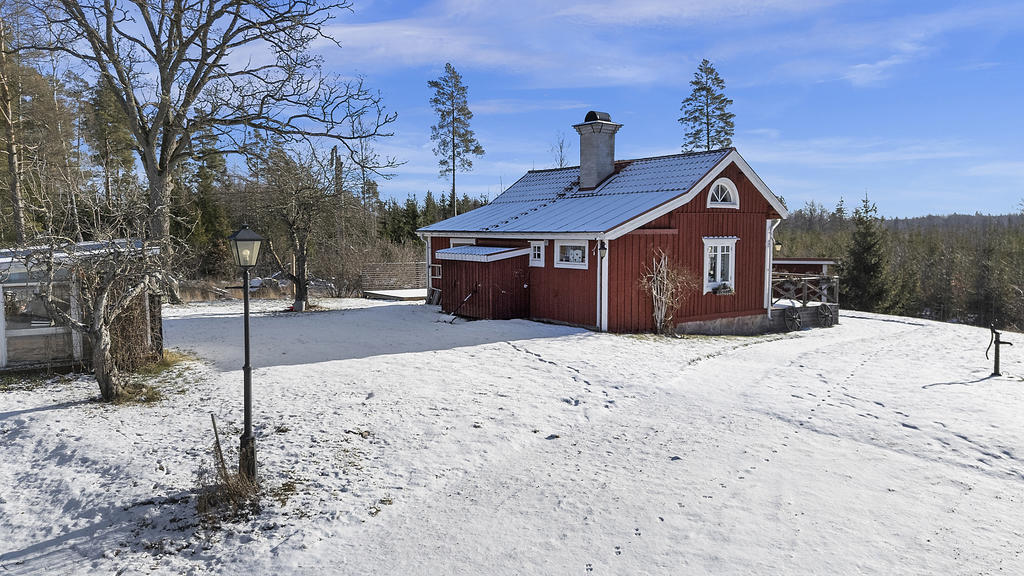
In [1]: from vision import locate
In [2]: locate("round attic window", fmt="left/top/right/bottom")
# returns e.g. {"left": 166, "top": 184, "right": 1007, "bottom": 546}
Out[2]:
{"left": 707, "top": 178, "right": 739, "bottom": 208}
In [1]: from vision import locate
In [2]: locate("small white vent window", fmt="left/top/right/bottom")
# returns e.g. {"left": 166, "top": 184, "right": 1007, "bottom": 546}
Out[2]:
{"left": 707, "top": 178, "right": 739, "bottom": 209}
{"left": 529, "top": 241, "right": 545, "bottom": 267}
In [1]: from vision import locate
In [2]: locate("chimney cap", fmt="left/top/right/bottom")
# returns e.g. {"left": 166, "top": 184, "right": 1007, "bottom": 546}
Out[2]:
{"left": 584, "top": 111, "right": 611, "bottom": 122}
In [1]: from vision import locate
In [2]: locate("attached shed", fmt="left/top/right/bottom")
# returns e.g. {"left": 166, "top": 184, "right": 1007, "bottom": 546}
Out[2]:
{"left": 435, "top": 245, "right": 530, "bottom": 320}
{"left": 0, "top": 241, "right": 162, "bottom": 371}
{"left": 418, "top": 111, "right": 790, "bottom": 334}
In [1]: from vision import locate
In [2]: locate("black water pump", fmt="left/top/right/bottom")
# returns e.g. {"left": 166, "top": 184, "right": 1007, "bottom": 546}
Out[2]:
{"left": 986, "top": 324, "right": 1013, "bottom": 377}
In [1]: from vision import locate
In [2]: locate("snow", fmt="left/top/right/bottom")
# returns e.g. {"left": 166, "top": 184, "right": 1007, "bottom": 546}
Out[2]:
{"left": 2, "top": 299, "right": 1024, "bottom": 574}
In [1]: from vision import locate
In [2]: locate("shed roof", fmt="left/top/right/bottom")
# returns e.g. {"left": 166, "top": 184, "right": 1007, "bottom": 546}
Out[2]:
{"left": 419, "top": 148, "right": 787, "bottom": 239}
{"left": 435, "top": 245, "right": 531, "bottom": 263}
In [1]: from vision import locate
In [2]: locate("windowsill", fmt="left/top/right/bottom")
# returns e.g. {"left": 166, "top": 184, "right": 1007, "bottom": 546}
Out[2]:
{"left": 706, "top": 284, "right": 735, "bottom": 296}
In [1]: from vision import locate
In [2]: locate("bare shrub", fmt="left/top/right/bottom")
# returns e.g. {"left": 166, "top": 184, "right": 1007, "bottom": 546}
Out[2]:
{"left": 639, "top": 248, "right": 700, "bottom": 334}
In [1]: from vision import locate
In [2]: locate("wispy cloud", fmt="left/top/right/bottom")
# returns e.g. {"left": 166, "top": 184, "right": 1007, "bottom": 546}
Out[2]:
{"left": 738, "top": 132, "right": 977, "bottom": 167}
{"left": 471, "top": 99, "right": 590, "bottom": 115}
{"left": 966, "top": 162, "right": 1024, "bottom": 179}
{"left": 717, "top": 2, "right": 1024, "bottom": 86}
{"left": 554, "top": 0, "right": 836, "bottom": 26}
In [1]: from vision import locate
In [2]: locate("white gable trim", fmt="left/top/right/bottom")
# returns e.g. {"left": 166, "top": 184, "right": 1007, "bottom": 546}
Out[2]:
{"left": 603, "top": 149, "right": 789, "bottom": 241}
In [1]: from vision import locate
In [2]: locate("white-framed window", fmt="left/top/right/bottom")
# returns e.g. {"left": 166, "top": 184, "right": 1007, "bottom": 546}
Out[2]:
{"left": 554, "top": 240, "right": 588, "bottom": 270}
{"left": 706, "top": 177, "right": 739, "bottom": 209}
{"left": 529, "top": 241, "right": 545, "bottom": 267}
{"left": 449, "top": 237, "right": 475, "bottom": 247}
{"left": 429, "top": 263, "right": 442, "bottom": 280}
{"left": 703, "top": 237, "right": 738, "bottom": 293}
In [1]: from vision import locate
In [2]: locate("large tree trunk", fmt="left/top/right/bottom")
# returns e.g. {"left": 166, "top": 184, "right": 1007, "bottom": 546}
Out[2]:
{"left": 0, "top": 22, "right": 25, "bottom": 243}
{"left": 92, "top": 325, "right": 124, "bottom": 401}
{"left": 293, "top": 241, "right": 309, "bottom": 311}
{"left": 146, "top": 168, "right": 172, "bottom": 245}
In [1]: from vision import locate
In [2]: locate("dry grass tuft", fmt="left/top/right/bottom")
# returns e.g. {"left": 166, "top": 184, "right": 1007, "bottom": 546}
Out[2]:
{"left": 196, "top": 415, "right": 261, "bottom": 526}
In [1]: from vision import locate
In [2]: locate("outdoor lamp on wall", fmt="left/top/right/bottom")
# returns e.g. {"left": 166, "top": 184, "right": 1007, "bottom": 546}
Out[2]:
{"left": 227, "top": 224, "right": 264, "bottom": 481}
{"left": 774, "top": 241, "right": 783, "bottom": 253}
{"left": 598, "top": 241, "right": 608, "bottom": 259}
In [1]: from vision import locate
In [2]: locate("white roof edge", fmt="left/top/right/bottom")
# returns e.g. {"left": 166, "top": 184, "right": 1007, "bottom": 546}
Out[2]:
{"left": 420, "top": 231, "right": 604, "bottom": 240}
{"left": 604, "top": 149, "right": 788, "bottom": 240}
{"left": 436, "top": 247, "right": 531, "bottom": 263}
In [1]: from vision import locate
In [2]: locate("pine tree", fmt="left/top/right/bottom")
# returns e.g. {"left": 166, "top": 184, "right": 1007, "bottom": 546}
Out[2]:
{"left": 842, "top": 196, "right": 888, "bottom": 311}
{"left": 679, "top": 59, "right": 735, "bottom": 152}
{"left": 422, "top": 190, "right": 441, "bottom": 226}
{"left": 428, "top": 62, "right": 484, "bottom": 217}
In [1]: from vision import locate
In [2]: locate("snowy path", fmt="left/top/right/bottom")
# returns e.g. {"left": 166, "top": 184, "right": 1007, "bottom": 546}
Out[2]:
{"left": 1, "top": 301, "right": 1022, "bottom": 575}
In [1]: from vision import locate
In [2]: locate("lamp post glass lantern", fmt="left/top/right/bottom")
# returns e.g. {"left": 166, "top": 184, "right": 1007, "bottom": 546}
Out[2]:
{"left": 228, "top": 225, "right": 264, "bottom": 480}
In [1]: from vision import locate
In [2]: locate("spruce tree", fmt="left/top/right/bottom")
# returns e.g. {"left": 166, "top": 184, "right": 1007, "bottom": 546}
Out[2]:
{"left": 842, "top": 196, "right": 888, "bottom": 311}
{"left": 679, "top": 59, "right": 735, "bottom": 152}
{"left": 428, "top": 62, "right": 484, "bottom": 217}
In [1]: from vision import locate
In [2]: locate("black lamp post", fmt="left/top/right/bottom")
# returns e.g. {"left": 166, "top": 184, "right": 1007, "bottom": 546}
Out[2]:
{"left": 228, "top": 225, "right": 264, "bottom": 480}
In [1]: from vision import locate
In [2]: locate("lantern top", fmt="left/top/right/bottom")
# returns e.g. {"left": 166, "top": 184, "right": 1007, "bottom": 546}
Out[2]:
{"left": 228, "top": 225, "right": 264, "bottom": 244}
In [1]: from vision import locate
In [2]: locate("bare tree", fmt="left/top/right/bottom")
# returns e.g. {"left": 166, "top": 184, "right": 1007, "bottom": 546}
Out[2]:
{"left": 35, "top": 0, "right": 397, "bottom": 248}
{"left": 246, "top": 141, "right": 338, "bottom": 311}
{"left": 30, "top": 238, "right": 165, "bottom": 400}
{"left": 550, "top": 130, "right": 572, "bottom": 169}
{"left": 640, "top": 249, "right": 699, "bottom": 334}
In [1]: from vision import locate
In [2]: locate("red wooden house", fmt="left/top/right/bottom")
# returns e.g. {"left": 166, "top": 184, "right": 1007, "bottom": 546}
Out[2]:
{"left": 417, "top": 111, "right": 789, "bottom": 334}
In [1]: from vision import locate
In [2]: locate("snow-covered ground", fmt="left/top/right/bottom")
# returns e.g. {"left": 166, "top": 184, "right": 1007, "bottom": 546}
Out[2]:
{"left": 2, "top": 299, "right": 1023, "bottom": 575}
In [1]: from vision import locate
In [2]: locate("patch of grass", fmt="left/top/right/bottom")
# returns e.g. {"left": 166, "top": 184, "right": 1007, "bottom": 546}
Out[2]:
{"left": 0, "top": 372, "right": 55, "bottom": 392}
{"left": 135, "top": 349, "right": 194, "bottom": 376}
{"left": 270, "top": 478, "right": 301, "bottom": 507}
{"left": 118, "top": 349, "right": 200, "bottom": 404}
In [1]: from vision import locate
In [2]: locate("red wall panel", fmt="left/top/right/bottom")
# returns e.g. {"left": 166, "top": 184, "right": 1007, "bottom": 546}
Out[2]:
{"left": 607, "top": 162, "right": 772, "bottom": 332}
{"left": 528, "top": 240, "right": 598, "bottom": 328}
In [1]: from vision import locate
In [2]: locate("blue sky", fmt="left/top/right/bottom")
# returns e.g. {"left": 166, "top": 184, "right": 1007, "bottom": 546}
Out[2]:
{"left": 316, "top": 0, "right": 1024, "bottom": 218}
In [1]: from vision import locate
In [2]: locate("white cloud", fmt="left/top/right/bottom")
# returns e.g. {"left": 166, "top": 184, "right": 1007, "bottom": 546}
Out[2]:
{"left": 966, "top": 162, "right": 1024, "bottom": 179}
{"left": 471, "top": 99, "right": 590, "bottom": 115}
{"left": 554, "top": 0, "right": 836, "bottom": 26}
{"left": 737, "top": 132, "right": 976, "bottom": 167}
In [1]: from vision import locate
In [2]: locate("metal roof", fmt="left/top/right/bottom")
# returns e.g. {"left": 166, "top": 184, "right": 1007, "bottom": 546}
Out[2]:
{"left": 419, "top": 149, "right": 732, "bottom": 236}
{"left": 0, "top": 239, "right": 151, "bottom": 284}
{"left": 435, "top": 245, "right": 531, "bottom": 263}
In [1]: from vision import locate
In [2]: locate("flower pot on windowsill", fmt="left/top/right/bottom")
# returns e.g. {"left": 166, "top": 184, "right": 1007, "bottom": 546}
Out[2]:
{"left": 712, "top": 284, "right": 734, "bottom": 296}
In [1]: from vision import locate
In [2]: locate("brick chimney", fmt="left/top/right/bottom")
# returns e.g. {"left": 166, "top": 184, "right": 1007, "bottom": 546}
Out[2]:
{"left": 573, "top": 111, "right": 622, "bottom": 190}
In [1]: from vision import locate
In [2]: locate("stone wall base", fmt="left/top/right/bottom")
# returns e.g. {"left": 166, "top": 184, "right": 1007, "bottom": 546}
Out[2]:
{"left": 675, "top": 313, "right": 771, "bottom": 336}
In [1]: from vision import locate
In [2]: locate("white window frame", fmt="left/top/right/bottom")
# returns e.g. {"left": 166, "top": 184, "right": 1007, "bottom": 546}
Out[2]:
{"left": 554, "top": 240, "right": 589, "bottom": 270}
{"left": 706, "top": 177, "right": 739, "bottom": 209}
{"left": 449, "top": 237, "right": 475, "bottom": 247}
{"left": 703, "top": 237, "right": 738, "bottom": 293}
{"left": 429, "top": 263, "right": 442, "bottom": 280}
{"left": 529, "top": 241, "right": 546, "bottom": 267}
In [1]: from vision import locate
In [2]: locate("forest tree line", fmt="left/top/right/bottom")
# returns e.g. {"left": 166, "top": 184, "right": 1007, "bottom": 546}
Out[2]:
{"left": 777, "top": 197, "right": 1024, "bottom": 330}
